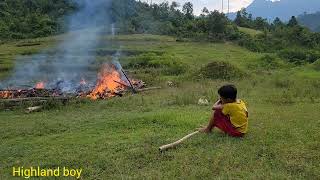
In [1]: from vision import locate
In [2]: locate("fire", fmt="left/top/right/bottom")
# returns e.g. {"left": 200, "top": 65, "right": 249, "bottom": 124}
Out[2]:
{"left": 35, "top": 81, "right": 45, "bottom": 89}
{"left": 0, "top": 62, "right": 145, "bottom": 100}
{"left": 88, "top": 63, "right": 126, "bottom": 100}
{"left": 0, "top": 90, "right": 12, "bottom": 99}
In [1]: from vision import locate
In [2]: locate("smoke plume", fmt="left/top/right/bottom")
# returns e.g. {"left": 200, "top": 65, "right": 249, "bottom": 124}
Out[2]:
{"left": 0, "top": 0, "right": 117, "bottom": 92}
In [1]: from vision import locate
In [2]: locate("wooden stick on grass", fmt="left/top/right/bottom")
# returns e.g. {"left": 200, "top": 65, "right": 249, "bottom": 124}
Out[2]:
{"left": 26, "top": 106, "right": 43, "bottom": 113}
{"left": 159, "top": 131, "right": 200, "bottom": 152}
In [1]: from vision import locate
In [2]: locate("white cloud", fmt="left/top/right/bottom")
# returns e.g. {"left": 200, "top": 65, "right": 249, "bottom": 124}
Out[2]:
{"left": 142, "top": 0, "right": 254, "bottom": 15}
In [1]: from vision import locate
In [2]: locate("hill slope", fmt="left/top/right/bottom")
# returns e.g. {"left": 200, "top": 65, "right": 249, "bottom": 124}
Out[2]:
{"left": 230, "top": 0, "right": 320, "bottom": 21}
{"left": 298, "top": 12, "right": 320, "bottom": 32}
{"left": 1, "top": 34, "right": 320, "bottom": 179}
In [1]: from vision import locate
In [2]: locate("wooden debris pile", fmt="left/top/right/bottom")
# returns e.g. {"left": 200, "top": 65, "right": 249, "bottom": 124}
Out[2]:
{"left": 0, "top": 63, "right": 161, "bottom": 110}
{"left": 0, "top": 89, "right": 62, "bottom": 99}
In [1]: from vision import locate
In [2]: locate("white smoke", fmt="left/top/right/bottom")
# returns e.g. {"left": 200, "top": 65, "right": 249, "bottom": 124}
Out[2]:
{"left": 0, "top": 0, "right": 118, "bottom": 92}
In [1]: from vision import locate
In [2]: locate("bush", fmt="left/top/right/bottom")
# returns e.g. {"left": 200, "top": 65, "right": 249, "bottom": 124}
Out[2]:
{"left": 125, "top": 53, "right": 157, "bottom": 69}
{"left": 278, "top": 49, "right": 306, "bottom": 64}
{"left": 237, "top": 33, "right": 278, "bottom": 52}
{"left": 199, "top": 61, "right": 245, "bottom": 80}
{"left": 307, "top": 50, "right": 320, "bottom": 63}
{"left": 278, "top": 49, "right": 320, "bottom": 64}
{"left": 312, "top": 59, "right": 320, "bottom": 71}
{"left": 238, "top": 34, "right": 262, "bottom": 52}
{"left": 258, "top": 54, "right": 285, "bottom": 70}
{"left": 225, "top": 25, "right": 242, "bottom": 41}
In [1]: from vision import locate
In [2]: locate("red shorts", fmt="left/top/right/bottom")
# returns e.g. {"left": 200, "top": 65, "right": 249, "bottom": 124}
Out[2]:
{"left": 213, "top": 110, "right": 244, "bottom": 137}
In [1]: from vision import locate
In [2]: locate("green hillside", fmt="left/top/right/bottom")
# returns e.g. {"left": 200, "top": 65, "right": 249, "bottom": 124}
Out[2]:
{"left": 238, "top": 27, "right": 262, "bottom": 36}
{"left": 1, "top": 1, "right": 320, "bottom": 179}
{"left": 1, "top": 34, "right": 319, "bottom": 179}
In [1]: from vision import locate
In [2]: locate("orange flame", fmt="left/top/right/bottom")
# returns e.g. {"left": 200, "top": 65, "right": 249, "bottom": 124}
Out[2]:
{"left": 35, "top": 81, "right": 45, "bottom": 89}
{"left": 88, "top": 64, "right": 126, "bottom": 100}
{"left": 0, "top": 90, "right": 12, "bottom": 99}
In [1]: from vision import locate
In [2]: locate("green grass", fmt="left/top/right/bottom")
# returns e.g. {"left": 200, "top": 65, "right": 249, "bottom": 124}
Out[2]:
{"left": 0, "top": 34, "right": 319, "bottom": 179}
{"left": 238, "top": 27, "right": 262, "bottom": 36}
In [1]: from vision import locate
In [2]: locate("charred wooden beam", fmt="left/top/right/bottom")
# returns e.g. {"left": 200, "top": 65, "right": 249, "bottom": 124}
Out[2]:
{"left": 121, "top": 69, "right": 137, "bottom": 94}
{"left": 0, "top": 96, "right": 73, "bottom": 103}
{"left": 113, "top": 80, "right": 131, "bottom": 88}
{"left": 136, "top": 87, "right": 161, "bottom": 92}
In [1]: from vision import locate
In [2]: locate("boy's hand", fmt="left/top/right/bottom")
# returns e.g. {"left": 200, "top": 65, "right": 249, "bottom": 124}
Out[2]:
{"left": 212, "top": 104, "right": 223, "bottom": 111}
{"left": 197, "top": 126, "right": 211, "bottom": 134}
{"left": 212, "top": 99, "right": 223, "bottom": 110}
{"left": 214, "top": 99, "right": 222, "bottom": 105}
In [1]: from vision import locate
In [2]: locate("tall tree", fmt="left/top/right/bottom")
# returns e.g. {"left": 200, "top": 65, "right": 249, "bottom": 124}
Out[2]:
{"left": 182, "top": 2, "right": 193, "bottom": 20}
{"left": 170, "top": 1, "right": 179, "bottom": 11}
{"left": 273, "top": 17, "right": 283, "bottom": 27}
{"left": 207, "top": 11, "right": 228, "bottom": 40}
{"left": 288, "top": 16, "right": 298, "bottom": 27}
{"left": 201, "top": 7, "right": 209, "bottom": 15}
{"left": 234, "top": 11, "right": 242, "bottom": 26}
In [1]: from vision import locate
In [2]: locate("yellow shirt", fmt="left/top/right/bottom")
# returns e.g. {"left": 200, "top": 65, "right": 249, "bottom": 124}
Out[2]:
{"left": 222, "top": 99, "right": 248, "bottom": 134}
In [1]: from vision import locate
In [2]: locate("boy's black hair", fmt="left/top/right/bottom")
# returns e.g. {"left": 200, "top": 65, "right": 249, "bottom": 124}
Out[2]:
{"left": 218, "top": 84, "right": 237, "bottom": 100}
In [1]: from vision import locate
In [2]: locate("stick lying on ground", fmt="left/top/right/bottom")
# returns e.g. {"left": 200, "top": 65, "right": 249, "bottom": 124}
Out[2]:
{"left": 26, "top": 106, "right": 43, "bottom": 113}
{"left": 159, "top": 131, "right": 200, "bottom": 152}
{"left": 136, "top": 87, "right": 161, "bottom": 92}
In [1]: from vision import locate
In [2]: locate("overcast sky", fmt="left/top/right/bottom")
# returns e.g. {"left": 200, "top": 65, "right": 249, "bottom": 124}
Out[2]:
{"left": 142, "top": 0, "right": 254, "bottom": 15}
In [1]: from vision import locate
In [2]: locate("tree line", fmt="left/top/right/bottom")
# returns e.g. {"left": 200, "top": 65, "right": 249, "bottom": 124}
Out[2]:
{"left": 0, "top": 0, "right": 319, "bottom": 65}
{"left": 0, "top": 0, "right": 76, "bottom": 39}
{"left": 0, "top": 0, "right": 239, "bottom": 41}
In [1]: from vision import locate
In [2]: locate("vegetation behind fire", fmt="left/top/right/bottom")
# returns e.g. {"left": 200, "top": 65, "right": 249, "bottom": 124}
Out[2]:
{"left": 1, "top": 0, "right": 320, "bottom": 66}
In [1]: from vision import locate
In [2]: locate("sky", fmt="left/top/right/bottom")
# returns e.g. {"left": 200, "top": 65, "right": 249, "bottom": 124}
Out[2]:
{"left": 142, "top": 0, "right": 255, "bottom": 15}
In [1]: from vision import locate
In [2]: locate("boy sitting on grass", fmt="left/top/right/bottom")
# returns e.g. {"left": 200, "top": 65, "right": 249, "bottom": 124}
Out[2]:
{"left": 199, "top": 84, "right": 248, "bottom": 137}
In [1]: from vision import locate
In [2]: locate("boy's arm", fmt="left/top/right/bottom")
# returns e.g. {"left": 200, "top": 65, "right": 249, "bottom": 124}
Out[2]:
{"left": 212, "top": 99, "right": 223, "bottom": 110}
{"left": 199, "top": 100, "right": 224, "bottom": 133}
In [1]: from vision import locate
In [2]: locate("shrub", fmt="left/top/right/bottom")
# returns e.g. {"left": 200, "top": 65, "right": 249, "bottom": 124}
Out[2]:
{"left": 278, "top": 49, "right": 306, "bottom": 64}
{"left": 161, "top": 61, "right": 187, "bottom": 75}
{"left": 237, "top": 32, "right": 277, "bottom": 53}
{"left": 312, "top": 59, "right": 320, "bottom": 71}
{"left": 238, "top": 34, "right": 262, "bottom": 52}
{"left": 278, "top": 49, "right": 320, "bottom": 64}
{"left": 225, "top": 25, "right": 242, "bottom": 41}
{"left": 258, "top": 54, "right": 285, "bottom": 70}
{"left": 307, "top": 50, "right": 320, "bottom": 63}
{"left": 199, "top": 61, "right": 245, "bottom": 80}
{"left": 125, "top": 53, "right": 157, "bottom": 69}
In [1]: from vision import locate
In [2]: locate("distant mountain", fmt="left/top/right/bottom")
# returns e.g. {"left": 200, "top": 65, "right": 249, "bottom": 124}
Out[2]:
{"left": 298, "top": 12, "right": 320, "bottom": 32}
{"left": 229, "top": 0, "right": 320, "bottom": 21}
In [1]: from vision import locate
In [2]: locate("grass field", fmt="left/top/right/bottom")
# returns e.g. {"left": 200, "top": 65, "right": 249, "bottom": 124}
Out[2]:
{"left": 0, "top": 34, "right": 319, "bottom": 179}
{"left": 238, "top": 27, "right": 262, "bottom": 36}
